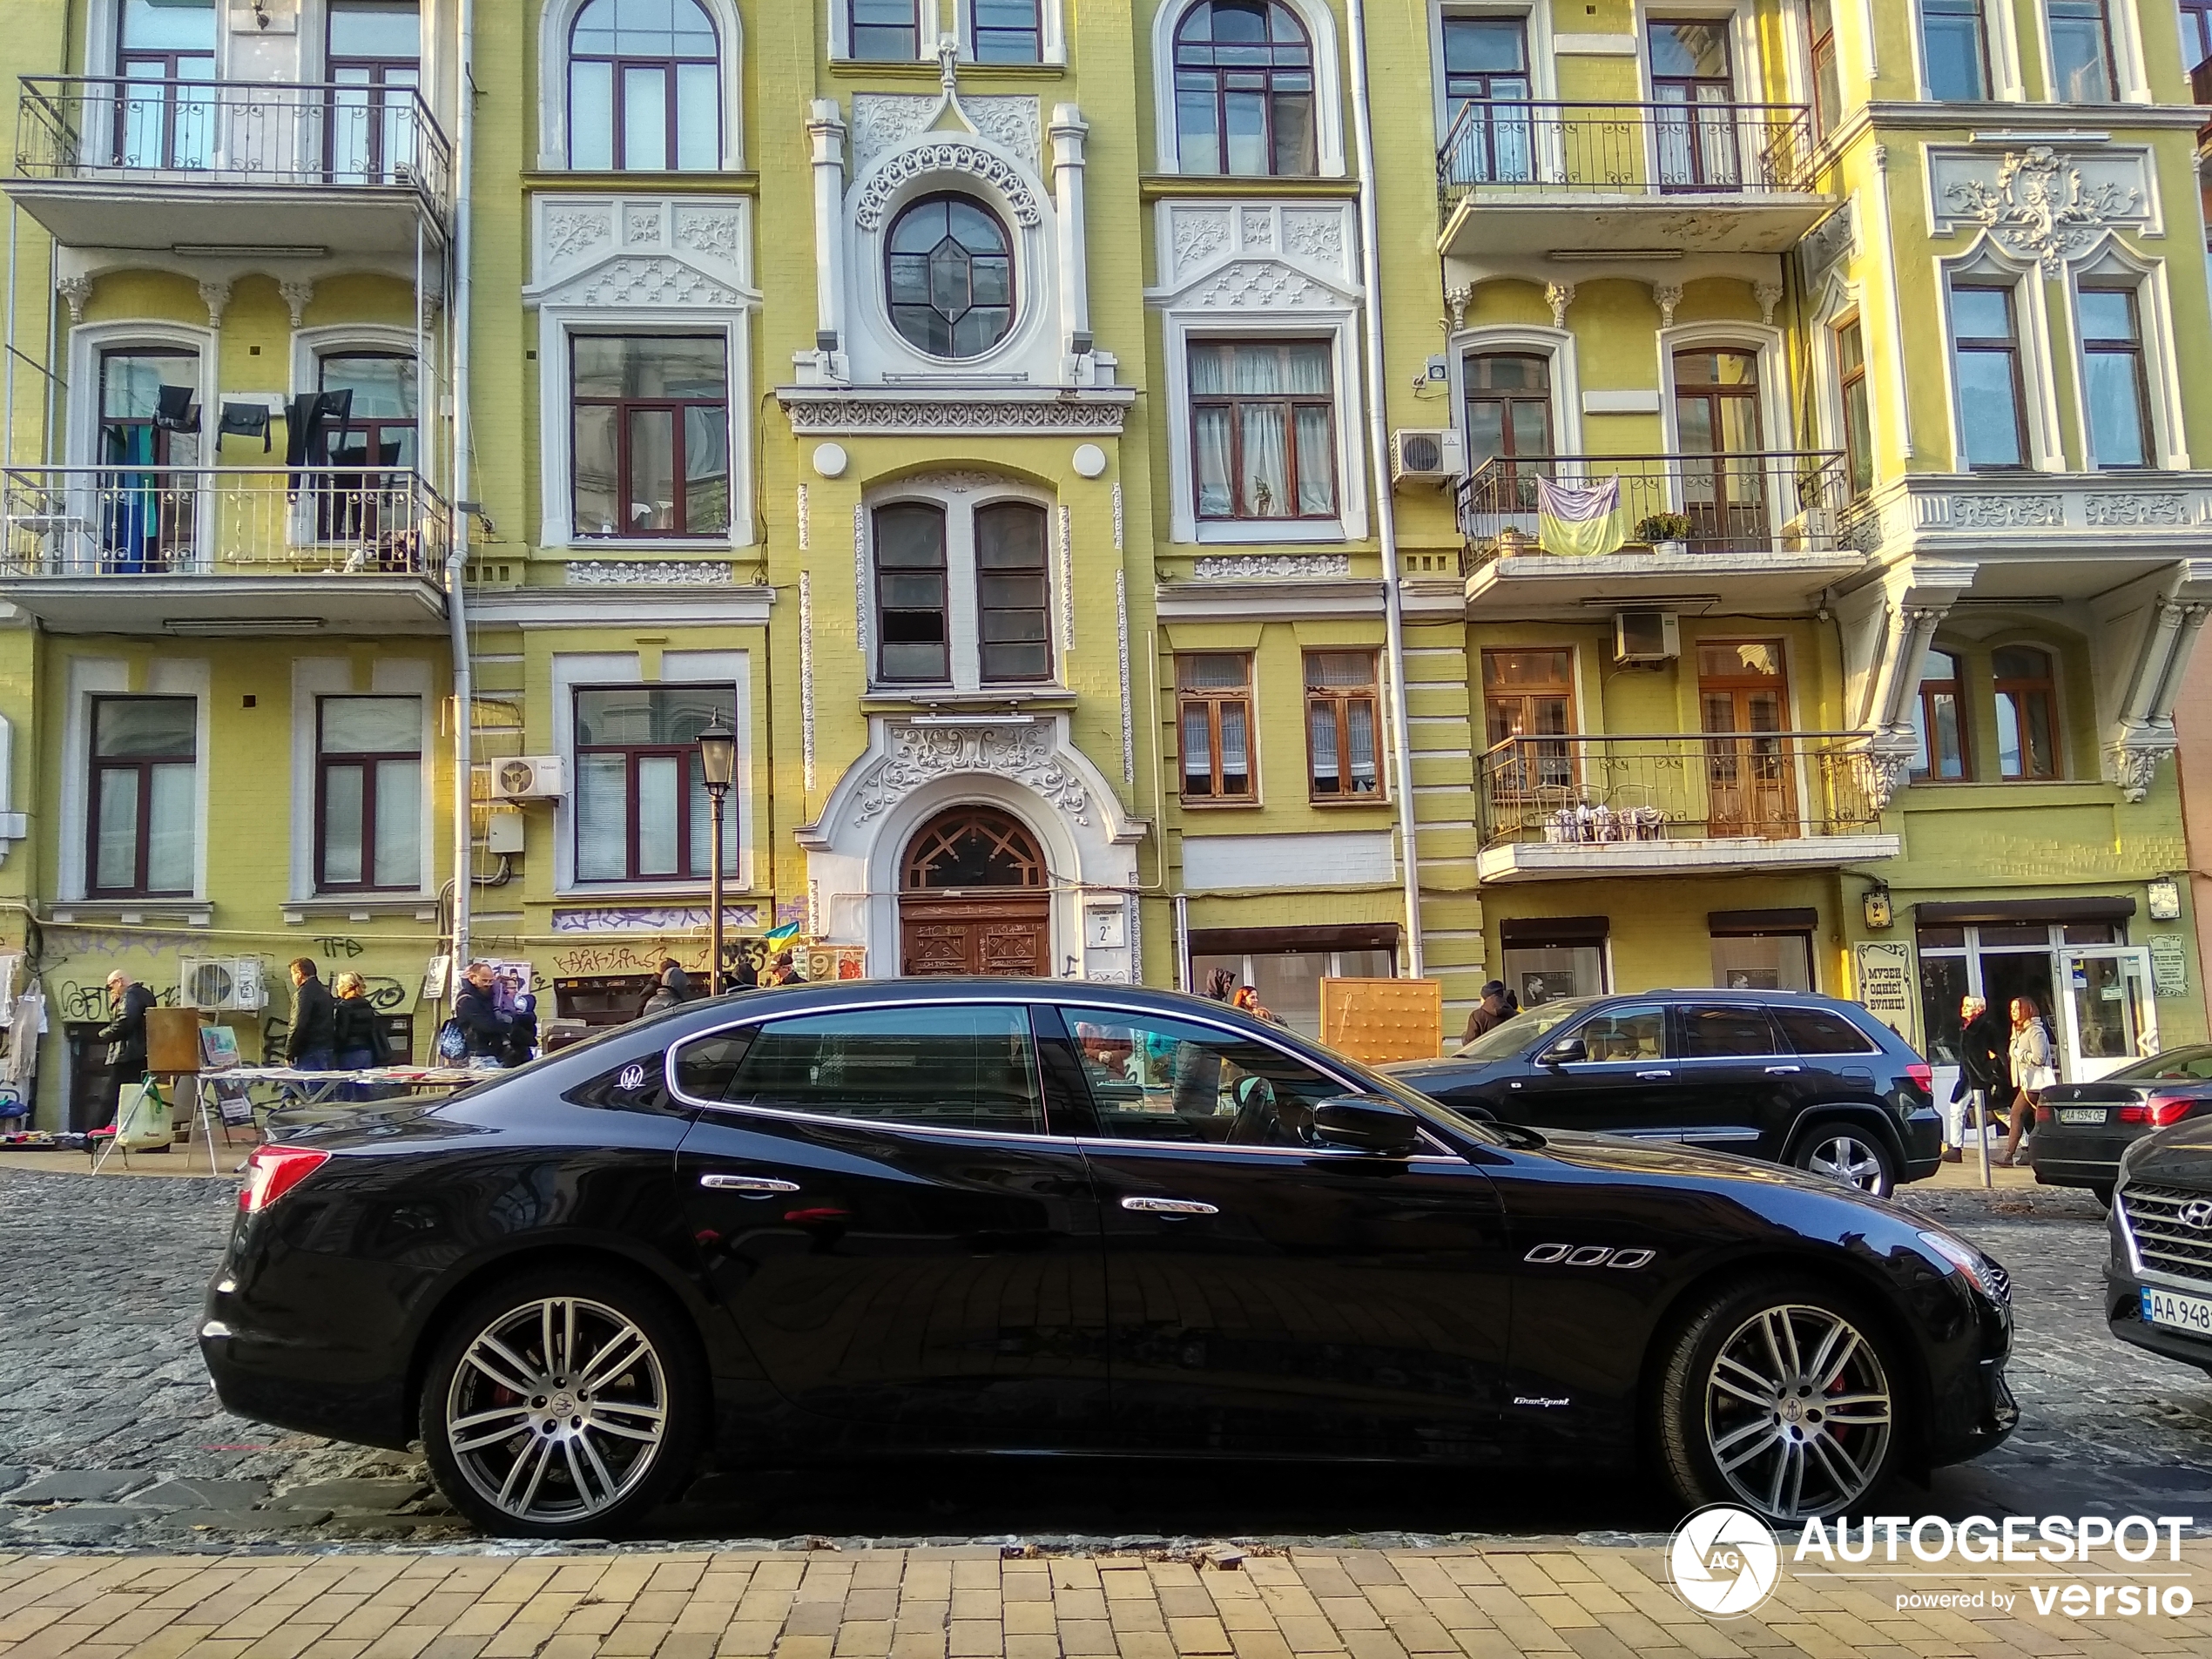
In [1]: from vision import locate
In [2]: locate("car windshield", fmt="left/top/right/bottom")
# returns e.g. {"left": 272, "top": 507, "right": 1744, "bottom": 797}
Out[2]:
{"left": 2101, "top": 1045, "right": 2212, "bottom": 1083}
{"left": 1449, "top": 998, "right": 1592, "bottom": 1061}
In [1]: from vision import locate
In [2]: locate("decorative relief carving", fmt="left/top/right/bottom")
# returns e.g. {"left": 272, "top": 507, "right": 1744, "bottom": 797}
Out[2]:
{"left": 1190, "top": 553, "right": 1353, "bottom": 579}
{"left": 530, "top": 197, "right": 752, "bottom": 309}
{"left": 1282, "top": 210, "right": 1343, "bottom": 263}
{"left": 1172, "top": 212, "right": 1231, "bottom": 274}
{"left": 55, "top": 274, "right": 90, "bottom": 325}
{"left": 1797, "top": 199, "right": 1857, "bottom": 282}
{"left": 1116, "top": 568, "right": 1134, "bottom": 787}
{"left": 853, "top": 723, "right": 1090, "bottom": 826}
{"left": 1160, "top": 200, "right": 1353, "bottom": 289}
{"left": 565, "top": 560, "right": 732, "bottom": 586}
{"left": 853, "top": 504, "right": 869, "bottom": 665}
{"left": 1190, "top": 260, "right": 1326, "bottom": 310}
{"left": 546, "top": 208, "right": 612, "bottom": 260}
{"left": 2108, "top": 741, "right": 2168, "bottom": 804}
{"left": 1651, "top": 283, "right": 1681, "bottom": 328}
{"left": 1851, "top": 749, "right": 1912, "bottom": 812}
{"left": 1754, "top": 280, "right": 1782, "bottom": 327}
{"left": 1935, "top": 145, "right": 2148, "bottom": 276}
{"left": 897, "top": 469, "right": 1008, "bottom": 493}
{"left": 783, "top": 395, "right": 1130, "bottom": 435}
{"left": 1240, "top": 207, "right": 1275, "bottom": 250}
{"left": 1947, "top": 494, "right": 2064, "bottom": 529}
{"left": 2085, "top": 494, "right": 2190, "bottom": 528}
{"left": 624, "top": 206, "right": 664, "bottom": 245}
{"left": 673, "top": 208, "right": 742, "bottom": 258}
{"left": 1111, "top": 482, "right": 1124, "bottom": 551}
{"left": 1546, "top": 281, "right": 1576, "bottom": 328}
{"left": 848, "top": 93, "right": 1042, "bottom": 172}
{"left": 1444, "top": 284, "right": 1471, "bottom": 333}
{"left": 1057, "top": 503, "right": 1076, "bottom": 653}
{"left": 853, "top": 141, "right": 1042, "bottom": 230}
{"left": 572, "top": 258, "right": 742, "bottom": 307}
{"left": 197, "top": 280, "right": 232, "bottom": 327}
{"left": 799, "top": 570, "right": 816, "bottom": 793}
{"left": 278, "top": 279, "right": 315, "bottom": 327}
{"left": 796, "top": 482, "right": 809, "bottom": 551}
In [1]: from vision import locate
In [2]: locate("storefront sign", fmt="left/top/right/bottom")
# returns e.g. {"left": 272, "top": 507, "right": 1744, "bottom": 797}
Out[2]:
{"left": 1853, "top": 941, "right": 1917, "bottom": 1043}
{"left": 2149, "top": 934, "right": 2189, "bottom": 999}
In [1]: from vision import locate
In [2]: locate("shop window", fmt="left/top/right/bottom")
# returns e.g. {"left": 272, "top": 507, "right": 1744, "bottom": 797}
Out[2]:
{"left": 1177, "top": 653, "right": 1255, "bottom": 802}
{"left": 2047, "top": 0, "right": 2116, "bottom": 99}
{"left": 88, "top": 695, "right": 196, "bottom": 898}
{"left": 1921, "top": 0, "right": 1990, "bottom": 99}
{"left": 573, "top": 684, "right": 739, "bottom": 883}
{"left": 568, "top": 0, "right": 719, "bottom": 171}
{"left": 1909, "top": 647, "right": 1970, "bottom": 781}
{"left": 570, "top": 335, "right": 730, "bottom": 537}
{"left": 971, "top": 0, "right": 1042, "bottom": 62}
{"left": 1190, "top": 339, "right": 1338, "bottom": 522}
{"left": 1835, "top": 314, "right": 1872, "bottom": 497}
{"left": 1173, "top": 0, "right": 1318, "bottom": 177}
{"left": 2078, "top": 286, "right": 2152, "bottom": 469}
{"left": 316, "top": 695, "right": 421, "bottom": 893}
{"left": 1993, "top": 644, "right": 2060, "bottom": 779}
{"left": 1710, "top": 932, "right": 1811, "bottom": 992}
{"left": 1498, "top": 916, "right": 1608, "bottom": 1006}
{"left": 1187, "top": 935, "right": 1395, "bottom": 1041}
{"left": 1304, "top": 651, "right": 1379, "bottom": 801}
{"left": 1948, "top": 282, "right": 2029, "bottom": 469}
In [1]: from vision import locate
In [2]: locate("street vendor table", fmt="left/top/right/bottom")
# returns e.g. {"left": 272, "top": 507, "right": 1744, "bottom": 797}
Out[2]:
{"left": 208, "top": 1064, "right": 486, "bottom": 1132}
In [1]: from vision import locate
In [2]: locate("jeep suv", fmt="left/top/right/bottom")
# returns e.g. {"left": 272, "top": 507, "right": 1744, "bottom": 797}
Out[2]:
{"left": 1386, "top": 990, "right": 1941, "bottom": 1197}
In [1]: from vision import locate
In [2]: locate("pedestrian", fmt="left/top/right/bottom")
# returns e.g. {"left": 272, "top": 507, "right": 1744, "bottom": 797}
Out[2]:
{"left": 762, "top": 950, "right": 801, "bottom": 987}
{"left": 1202, "top": 968, "right": 1236, "bottom": 1002}
{"left": 286, "top": 959, "right": 336, "bottom": 1072}
{"left": 330, "top": 972, "right": 390, "bottom": 1099}
{"left": 1997, "top": 995, "right": 2058, "bottom": 1166}
{"left": 502, "top": 994, "right": 540, "bottom": 1069}
{"left": 1231, "top": 984, "right": 1280, "bottom": 1024}
{"left": 638, "top": 959, "right": 691, "bottom": 1018}
{"left": 1948, "top": 994, "right": 2006, "bottom": 1161}
{"left": 1462, "top": 980, "right": 1510, "bottom": 1044}
{"left": 96, "top": 969, "right": 156, "bottom": 1130}
{"left": 727, "top": 948, "right": 759, "bottom": 989}
{"left": 453, "top": 960, "right": 515, "bottom": 1069}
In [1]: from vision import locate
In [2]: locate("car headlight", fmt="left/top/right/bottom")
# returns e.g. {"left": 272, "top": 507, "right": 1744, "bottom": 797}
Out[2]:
{"left": 1919, "top": 1228, "right": 2005, "bottom": 1300}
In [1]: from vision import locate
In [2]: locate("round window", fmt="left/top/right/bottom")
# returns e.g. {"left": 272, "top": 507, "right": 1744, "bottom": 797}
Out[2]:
{"left": 885, "top": 194, "right": 1015, "bottom": 359}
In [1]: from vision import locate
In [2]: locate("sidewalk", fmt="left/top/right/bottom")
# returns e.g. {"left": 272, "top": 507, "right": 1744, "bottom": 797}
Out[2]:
{"left": 2, "top": 1541, "right": 2207, "bottom": 1659}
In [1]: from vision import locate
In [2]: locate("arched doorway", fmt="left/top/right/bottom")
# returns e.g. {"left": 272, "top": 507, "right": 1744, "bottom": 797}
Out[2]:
{"left": 899, "top": 806, "right": 1051, "bottom": 976}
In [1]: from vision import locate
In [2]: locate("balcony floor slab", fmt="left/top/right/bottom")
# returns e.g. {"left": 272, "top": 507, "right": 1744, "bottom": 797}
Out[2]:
{"left": 1439, "top": 192, "right": 1836, "bottom": 260}
{"left": 1465, "top": 546, "right": 1868, "bottom": 618}
{"left": 1475, "top": 833, "right": 1901, "bottom": 883}
{"left": 6, "top": 179, "right": 440, "bottom": 257}
{"left": 0, "top": 572, "right": 448, "bottom": 634}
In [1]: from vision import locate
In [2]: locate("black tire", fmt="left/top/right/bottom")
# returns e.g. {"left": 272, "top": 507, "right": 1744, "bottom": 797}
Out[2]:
{"left": 1656, "top": 1273, "right": 1905, "bottom": 1524}
{"left": 1793, "top": 1120, "right": 1898, "bottom": 1198}
{"left": 419, "top": 1263, "right": 706, "bottom": 1539}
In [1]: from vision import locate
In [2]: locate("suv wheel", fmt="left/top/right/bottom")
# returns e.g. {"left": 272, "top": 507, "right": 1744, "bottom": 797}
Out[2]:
{"left": 1796, "top": 1124, "right": 1897, "bottom": 1197}
{"left": 420, "top": 1264, "right": 705, "bottom": 1539}
{"left": 1656, "top": 1275, "right": 1902, "bottom": 1523}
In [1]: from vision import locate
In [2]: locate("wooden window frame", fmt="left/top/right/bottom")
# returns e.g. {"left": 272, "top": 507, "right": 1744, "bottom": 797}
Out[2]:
{"left": 1303, "top": 650, "right": 1382, "bottom": 804}
{"left": 873, "top": 501, "right": 951, "bottom": 685}
{"left": 2046, "top": 0, "right": 2118, "bottom": 101}
{"left": 1177, "top": 652, "right": 1258, "bottom": 805}
{"left": 969, "top": 0, "right": 1042, "bottom": 64}
{"left": 314, "top": 696, "right": 422, "bottom": 894}
{"left": 1835, "top": 314, "right": 1872, "bottom": 498}
{"left": 1172, "top": 0, "right": 1318, "bottom": 178}
{"left": 1949, "top": 281, "right": 2032, "bottom": 471}
{"left": 2078, "top": 283, "right": 2154, "bottom": 470}
{"left": 1480, "top": 647, "right": 1578, "bottom": 800}
{"left": 1911, "top": 650, "right": 1972, "bottom": 782}
{"left": 1993, "top": 646, "right": 2061, "bottom": 781}
{"left": 86, "top": 694, "right": 197, "bottom": 900}
{"left": 1189, "top": 338, "right": 1339, "bottom": 523}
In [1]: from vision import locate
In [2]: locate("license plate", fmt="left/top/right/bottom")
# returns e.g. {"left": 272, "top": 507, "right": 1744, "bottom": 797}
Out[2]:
{"left": 2056, "top": 1107, "right": 2108, "bottom": 1125}
{"left": 2142, "top": 1286, "right": 2212, "bottom": 1336}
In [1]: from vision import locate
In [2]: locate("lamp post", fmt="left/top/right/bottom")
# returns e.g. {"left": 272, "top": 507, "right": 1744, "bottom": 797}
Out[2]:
{"left": 697, "top": 720, "right": 737, "bottom": 995}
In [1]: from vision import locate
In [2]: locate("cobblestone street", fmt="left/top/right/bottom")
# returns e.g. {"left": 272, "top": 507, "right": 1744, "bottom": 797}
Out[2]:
{"left": 4, "top": 1168, "right": 2212, "bottom": 1550}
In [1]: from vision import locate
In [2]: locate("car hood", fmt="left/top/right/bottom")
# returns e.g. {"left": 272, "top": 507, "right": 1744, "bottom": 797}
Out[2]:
{"left": 2127, "top": 1114, "right": 2212, "bottom": 1185}
{"left": 1387, "top": 1055, "right": 1512, "bottom": 1087}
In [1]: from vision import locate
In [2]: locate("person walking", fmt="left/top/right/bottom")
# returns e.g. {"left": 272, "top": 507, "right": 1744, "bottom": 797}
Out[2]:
{"left": 1231, "top": 984, "right": 1280, "bottom": 1025}
{"left": 639, "top": 960, "right": 691, "bottom": 1017}
{"left": 286, "top": 959, "right": 337, "bottom": 1072}
{"left": 96, "top": 969, "right": 157, "bottom": 1131}
{"left": 1202, "top": 968, "right": 1236, "bottom": 1002}
{"left": 453, "top": 961, "right": 516, "bottom": 1068}
{"left": 1949, "top": 994, "right": 2006, "bottom": 1162}
{"left": 1997, "top": 995, "right": 2057, "bottom": 1166}
{"left": 762, "top": 951, "right": 802, "bottom": 987}
{"left": 1462, "top": 981, "right": 1510, "bottom": 1044}
{"left": 332, "top": 972, "right": 391, "bottom": 1100}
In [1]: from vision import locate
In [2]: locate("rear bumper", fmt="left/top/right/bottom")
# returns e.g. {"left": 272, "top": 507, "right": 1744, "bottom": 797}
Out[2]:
{"left": 1900, "top": 1108, "right": 1944, "bottom": 1184}
{"left": 2031, "top": 1129, "right": 2141, "bottom": 1188}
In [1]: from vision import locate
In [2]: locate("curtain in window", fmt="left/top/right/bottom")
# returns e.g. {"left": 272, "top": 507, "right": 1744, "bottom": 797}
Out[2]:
{"left": 373, "top": 758, "right": 419, "bottom": 887}
{"left": 636, "top": 753, "right": 680, "bottom": 877}
{"left": 1308, "top": 705, "right": 1339, "bottom": 786}
{"left": 1182, "top": 708, "right": 1212, "bottom": 782}
{"left": 1218, "top": 702, "right": 1250, "bottom": 786}
{"left": 576, "top": 752, "right": 629, "bottom": 880}
{"left": 1347, "top": 702, "right": 1376, "bottom": 791}
{"left": 145, "top": 764, "right": 194, "bottom": 892}
{"left": 95, "top": 772, "right": 139, "bottom": 893}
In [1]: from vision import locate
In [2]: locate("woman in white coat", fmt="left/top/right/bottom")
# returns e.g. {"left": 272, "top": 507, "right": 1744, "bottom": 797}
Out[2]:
{"left": 1997, "top": 995, "right": 2057, "bottom": 1166}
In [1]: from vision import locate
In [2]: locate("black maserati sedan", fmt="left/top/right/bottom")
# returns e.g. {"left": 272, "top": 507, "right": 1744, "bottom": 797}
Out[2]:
{"left": 2107, "top": 1114, "right": 2212, "bottom": 1378}
{"left": 200, "top": 980, "right": 2015, "bottom": 1538}
{"left": 2033, "top": 1045, "right": 2212, "bottom": 1206}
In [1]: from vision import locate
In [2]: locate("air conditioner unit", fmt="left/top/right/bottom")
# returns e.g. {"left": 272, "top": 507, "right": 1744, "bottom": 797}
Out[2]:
{"left": 491, "top": 756, "right": 566, "bottom": 801}
{"left": 180, "top": 955, "right": 266, "bottom": 1013}
{"left": 1614, "top": 609, "right": 1681, "bottom": 664}
{"left": 1390, "top": 427, "right": 1466, "bottom": 488}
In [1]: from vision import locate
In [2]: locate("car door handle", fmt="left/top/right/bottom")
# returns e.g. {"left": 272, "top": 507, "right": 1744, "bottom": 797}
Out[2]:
{"left": 699, "top": 1174, "right": 801, "bottom": 1196}
{"left": 1636, "top": 1069, "right": 1673, "bottom": 1081}
{"left": 1764, "top": 1065, "right": 1803, "bottom": 1076}
{"left": 1119, "top": 1196, "right": 1219, "bottom": 1217}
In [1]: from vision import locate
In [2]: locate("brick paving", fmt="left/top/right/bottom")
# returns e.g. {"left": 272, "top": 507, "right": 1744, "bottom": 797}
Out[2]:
{"left": 3, "top": 1541, "right": 2210, "bottom": 1659}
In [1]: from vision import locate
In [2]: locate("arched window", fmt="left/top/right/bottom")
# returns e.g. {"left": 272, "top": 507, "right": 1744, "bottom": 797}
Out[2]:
{"left": 1993, "top": 645, "right": 2059, "bottom": 779}
{"left": 871, "top": 489, "right": 1053, "bottom": 688}
{"left": 1173, "top": 0, "right": 1317, "bottom": 177}
{"left": 569, "top": 0, "right": 718, "bottom": 172}
{"left": 886, "top": 195, "right": 1014, "bottom": 360}
{"left": 1464, "top": 352, "right": 1552, "bottom": 506}
{"left": 904, "top": 807, "right": 1046, "bottom": 890}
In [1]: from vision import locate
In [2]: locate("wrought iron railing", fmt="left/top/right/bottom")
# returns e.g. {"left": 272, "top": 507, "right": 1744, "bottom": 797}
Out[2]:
{"left": 1455, "top": 450, "right": 1851, "bottom": 573}
{"left": 1478, "top": 732, "right": 1889, "bottom": 849}
{"left": 0, "top": 466, "right": 448, "bottom": 577}
{"left": 1438, "top": 98, "right": 1818, "bottom": 209}
{"left": 15, "top": 77, "right": 451, "bottom": 221}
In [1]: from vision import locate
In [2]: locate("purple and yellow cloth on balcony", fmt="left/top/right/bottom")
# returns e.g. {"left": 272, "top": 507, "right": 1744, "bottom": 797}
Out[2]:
{"left": 1534, "top": 475, "right": 1623, "bottom": 557}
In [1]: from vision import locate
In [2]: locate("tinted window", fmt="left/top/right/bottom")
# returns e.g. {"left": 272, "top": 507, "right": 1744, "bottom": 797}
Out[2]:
{"left": 1453, "top": 998, "right": 1586, "bottom": 1061}
{"left": 1566, "top": 1005, "right": 1666, "bottom": 1062}
{"left": 2107, "top": 1046, "right": 2212, "bottom": 1082}
{"left": 690, "top": 1006, "right": 1043, "bottom": 1134}
{"left": 1679, "top": 1004, "right": 1782, "bottom": 1058}
{"left": 1062, "top": 1006, "right": 1345, "bottom": 1145}
{"left": 1773, "top": 1004, "right": 1879, "bottom": 1056}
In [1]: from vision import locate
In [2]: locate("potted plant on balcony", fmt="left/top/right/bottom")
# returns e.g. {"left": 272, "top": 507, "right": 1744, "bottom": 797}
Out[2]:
{"left": 1633, "top": 512, "right": 1692, "bottom": 556}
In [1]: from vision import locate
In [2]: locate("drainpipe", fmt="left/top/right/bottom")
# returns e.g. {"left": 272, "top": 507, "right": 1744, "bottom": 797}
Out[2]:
{"left": 1345, "top": 0, "right": 1425, "bottom": 980}
{"left": 444, "top": 0, "right": 476, "bottom": 974}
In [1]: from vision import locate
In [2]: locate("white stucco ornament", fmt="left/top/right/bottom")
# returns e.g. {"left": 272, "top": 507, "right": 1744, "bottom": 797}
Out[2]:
{"left": 1072, "top": 443, "right": 1107, "bottom": 479}
{"left": 813, "top": 442, "right": 849, "bottom": 479}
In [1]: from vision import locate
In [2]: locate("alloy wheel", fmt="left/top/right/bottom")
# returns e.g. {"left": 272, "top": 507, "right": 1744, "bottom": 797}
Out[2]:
{"left": 442, "top": 1295, "right": 669, "bottom": 1527}
{"left": 1805, "top": 1134, "right": 1886, "bottom": 1193}
{"left": 1703, "top": 1303, "right": 1892, "bottom": 1521}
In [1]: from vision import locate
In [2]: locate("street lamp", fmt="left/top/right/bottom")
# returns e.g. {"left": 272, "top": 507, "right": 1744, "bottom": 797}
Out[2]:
{"left": 697, "top": 720, "right": 737, "bottom": 995}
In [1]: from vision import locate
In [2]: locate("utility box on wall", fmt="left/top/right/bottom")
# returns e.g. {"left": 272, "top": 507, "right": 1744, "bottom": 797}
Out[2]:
{"left": 1320, "top": 978, "right": 1444, "bottom": 1065}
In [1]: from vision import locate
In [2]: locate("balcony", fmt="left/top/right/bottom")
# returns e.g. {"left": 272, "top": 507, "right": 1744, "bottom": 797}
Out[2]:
{"left": 1435, "top": 100, "right": 1833, "bottom": 259}
{"left": 1455, "top": 451, "right": 1868, "bottom": 617}
{"left": 10, "top": 77, "right": 451, "bottom": 254}
{"left": 0, "top": 466, "right": 449, "bottom": 634}
{"left": 1474, "top": 732, "right": 1901, "bottom": 883}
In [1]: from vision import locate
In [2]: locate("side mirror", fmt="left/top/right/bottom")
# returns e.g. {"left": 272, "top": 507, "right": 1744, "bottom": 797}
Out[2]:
{"left": 1541, "top": 1038, "right": 1586, "bottom": 1067}
{"left": 1311, "top": 1094, "right": 1423, "bottom": 1157}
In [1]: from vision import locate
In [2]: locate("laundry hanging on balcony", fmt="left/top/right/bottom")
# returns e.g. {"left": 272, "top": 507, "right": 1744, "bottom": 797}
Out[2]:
{"left": 1534, "top": 475, "right": 1624, "bottom": 557}
{"left": 219, "top": 401, "right": 272, "bottom": 453}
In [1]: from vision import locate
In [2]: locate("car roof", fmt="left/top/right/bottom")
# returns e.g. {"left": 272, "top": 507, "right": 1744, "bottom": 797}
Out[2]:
{"left": 649, "top": 976, "right": 1271, "bottom": 1032}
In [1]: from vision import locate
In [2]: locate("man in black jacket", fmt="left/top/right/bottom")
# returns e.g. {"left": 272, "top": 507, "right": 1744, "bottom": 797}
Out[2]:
{"left": 454, "top": 961, "right": 515, "bottom": 1065}
{"left": 1951, "top": 994, "right": 2007, "bottom": 1162}
{"left": 97, "top": 969, "right": 157, "bottom": 1129}
{"left": 286, "top": 958, "right": 337, "bottom": 1071}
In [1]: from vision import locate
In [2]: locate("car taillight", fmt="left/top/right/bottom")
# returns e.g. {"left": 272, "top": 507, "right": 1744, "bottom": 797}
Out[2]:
{"left": 2118, "top": 1096, "right": 2195, "bottom": 1128}
{"left": 239, "top": 1146, "right": 330, "bottom": 1214}
{"left": 1905, "top": 1063, "right": 1933, "bottom": 1094}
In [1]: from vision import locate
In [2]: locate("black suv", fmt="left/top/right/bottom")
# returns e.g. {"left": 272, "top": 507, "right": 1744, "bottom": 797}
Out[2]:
{"left": 1386, "top": 990, "right": 1941, "bottom": 1197}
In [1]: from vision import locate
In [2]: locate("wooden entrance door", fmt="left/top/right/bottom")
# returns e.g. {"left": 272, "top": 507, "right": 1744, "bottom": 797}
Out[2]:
{"left": 1698, "top": 638, "right": 1798, "bottom": 839}
{"left": 898, "top": 806, "right": 1053, "bottom": 977}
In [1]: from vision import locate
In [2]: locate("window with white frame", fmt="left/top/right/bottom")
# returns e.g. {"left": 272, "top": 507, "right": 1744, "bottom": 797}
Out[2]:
{"left": 570, "top": 334, "right": 730, "bottom": 538}
{"left": 1922, "top": 0, "right": 1993, "bottom": 98}
{"left": 316, "top": 695, "right": 422, "bottom": 893}
{"left": 88, "top": 695, "right": 197, "bottom": 898}
{"left": 574, "top": 684, "right": 740, "bottom": 883}
{"left": 849, "top": 0, "right": 920, "bottom": 59}
{"left": 2077, "top": 284, "right": 2153, "bottom": 468}
{"left": 971, "top": 0, "right": 1042, "bottom": 61}
{"left": 870, "top": 489, "right": 1054, "bottom": 690}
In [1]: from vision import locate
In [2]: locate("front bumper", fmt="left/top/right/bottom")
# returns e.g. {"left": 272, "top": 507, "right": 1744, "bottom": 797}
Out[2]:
{"left": 2105, "top": 1271, "right": 2212, "bottom": 1376}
